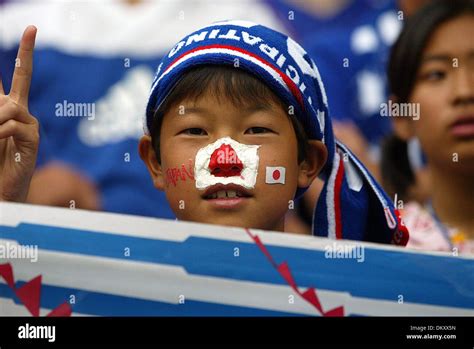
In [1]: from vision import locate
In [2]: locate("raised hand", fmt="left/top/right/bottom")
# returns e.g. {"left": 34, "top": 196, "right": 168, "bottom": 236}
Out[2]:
{"left": 0, "top": 26, "right": 39, "bottom": 202}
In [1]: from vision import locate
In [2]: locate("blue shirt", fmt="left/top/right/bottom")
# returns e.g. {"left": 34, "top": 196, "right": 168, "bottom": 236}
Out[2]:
{"left": 266, "top": 0, "right": 401, "bottom": 144}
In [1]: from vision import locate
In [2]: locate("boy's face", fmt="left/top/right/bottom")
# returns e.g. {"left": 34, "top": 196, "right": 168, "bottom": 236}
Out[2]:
{"left": 140, "top": 91, "right": 326, "bottom": 232}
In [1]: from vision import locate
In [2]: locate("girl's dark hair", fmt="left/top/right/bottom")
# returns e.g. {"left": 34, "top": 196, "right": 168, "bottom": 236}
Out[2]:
{"left": 381, "top": 135, "right": 415, "bottom": 199}
{"left": 382, "top": 0, "right": 474, "bottom": 200}
{"left": 150, "top": 65, "right": 309, "bottom": 164}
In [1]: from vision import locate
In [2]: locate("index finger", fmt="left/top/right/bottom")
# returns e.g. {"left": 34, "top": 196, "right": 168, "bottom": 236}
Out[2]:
{"left": 10, "top": 25, "right": 37, "bottom": 107}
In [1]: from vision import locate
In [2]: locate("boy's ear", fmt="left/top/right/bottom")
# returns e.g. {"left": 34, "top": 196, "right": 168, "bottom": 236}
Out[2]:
{"left": 390, "top": 94, "right": 415, "bottom": 141}
{"left": 138, "top": 135, "right": 165, "bottom": 191}
{"left": 297, "top": 140, "right": 327, "bottom": 189}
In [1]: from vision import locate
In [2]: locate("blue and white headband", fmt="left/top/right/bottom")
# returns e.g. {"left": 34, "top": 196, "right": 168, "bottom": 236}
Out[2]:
{"left": 144, "top": 20, "right": 409, "bottom": 246}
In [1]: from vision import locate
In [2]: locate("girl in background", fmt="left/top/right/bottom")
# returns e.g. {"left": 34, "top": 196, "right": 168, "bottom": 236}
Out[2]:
{"left": 384, "top": 0, "right": 474, "bottom": 254}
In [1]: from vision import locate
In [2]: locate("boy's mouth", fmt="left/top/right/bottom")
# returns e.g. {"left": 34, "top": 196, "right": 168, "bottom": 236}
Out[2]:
{"left": 201, "top": 184, "right": 253, "bottom": 201}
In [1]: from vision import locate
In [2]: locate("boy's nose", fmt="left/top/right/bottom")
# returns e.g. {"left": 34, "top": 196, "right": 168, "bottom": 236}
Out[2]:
{"left": 209, "top": 143, "right": 243, "bottom": 177}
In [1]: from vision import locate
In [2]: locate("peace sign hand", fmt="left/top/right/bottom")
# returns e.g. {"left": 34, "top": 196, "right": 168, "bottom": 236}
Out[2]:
{"left": 0, "top": 26, "right": 39, "bottom": 202}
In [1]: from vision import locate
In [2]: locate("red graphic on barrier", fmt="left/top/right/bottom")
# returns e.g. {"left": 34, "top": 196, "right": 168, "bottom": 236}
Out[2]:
{"left": 0, "top": 263, "right": 72, "bottom": 317}
{"left": 165, "top": 159, "right": 195, "bottom": 187}
{"left": 244, "top": 228, "right": 345, "bottom": 317}
{"left": 209, "top": 143, "right": 243, "bottom": 177}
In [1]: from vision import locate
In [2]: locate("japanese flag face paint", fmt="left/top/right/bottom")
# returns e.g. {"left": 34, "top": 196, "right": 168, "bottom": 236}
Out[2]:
{"left": 194, "top": 137, "right": 260, "bottom": 190}
{"left": 266, "top": 166, "right": 286, "bottom": 184}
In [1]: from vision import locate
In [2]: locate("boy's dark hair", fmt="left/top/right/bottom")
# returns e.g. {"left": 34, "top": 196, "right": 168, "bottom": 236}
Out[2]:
{"left": 382, "top": 0, "right": 474, "bottom": 200}
{"left": 150, "top": 65, "right": 309, "bottom": 164}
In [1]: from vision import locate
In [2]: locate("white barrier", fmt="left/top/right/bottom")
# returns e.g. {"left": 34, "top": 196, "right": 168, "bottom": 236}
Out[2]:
{"left": 0, "top": 202, "right": 473, "bottom": 316}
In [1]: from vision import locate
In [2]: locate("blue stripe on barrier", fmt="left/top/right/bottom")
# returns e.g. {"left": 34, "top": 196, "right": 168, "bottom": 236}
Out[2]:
{"left": 0, "top": 283, "right": 300, "bottom": 317}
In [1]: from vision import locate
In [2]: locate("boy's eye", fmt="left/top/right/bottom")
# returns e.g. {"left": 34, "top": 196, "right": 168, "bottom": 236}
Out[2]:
{"left": 181, "top": 128, "right": 208, "bottom": 136}
{"left": 245, "top": 127, "right": 273, "bottom": 134}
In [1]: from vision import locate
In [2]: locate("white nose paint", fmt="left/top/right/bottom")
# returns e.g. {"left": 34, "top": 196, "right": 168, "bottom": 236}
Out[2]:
{"left": 194, "top": 137, "right": 260, "bottom": 190}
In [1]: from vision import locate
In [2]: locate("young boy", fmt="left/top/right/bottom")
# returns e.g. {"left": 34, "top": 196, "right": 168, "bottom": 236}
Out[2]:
{"left": 139, "top": 20, "right": 409, "bottom": 245}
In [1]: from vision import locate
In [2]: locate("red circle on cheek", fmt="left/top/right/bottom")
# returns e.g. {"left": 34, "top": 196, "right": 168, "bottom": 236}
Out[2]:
{"left": 273, "top": 169, "right": 281, "bottom": 180}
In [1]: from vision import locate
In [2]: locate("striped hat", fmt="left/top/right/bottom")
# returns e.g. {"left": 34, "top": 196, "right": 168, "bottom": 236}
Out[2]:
{"left": 145, "top": 20, "right": 408, "bottom": 245}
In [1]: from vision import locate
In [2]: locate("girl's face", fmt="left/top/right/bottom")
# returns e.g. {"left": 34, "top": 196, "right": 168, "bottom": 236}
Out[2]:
{"left": 407, "top": 15, "right": 474, "bottom": 173}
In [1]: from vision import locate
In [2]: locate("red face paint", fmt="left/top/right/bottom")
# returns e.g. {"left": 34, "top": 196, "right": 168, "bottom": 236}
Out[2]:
{"left": 165, "top": 159, "right": 194, "bottom": 187}
{"left": 208, "top": 143, "right": 244, "bottom": 177}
